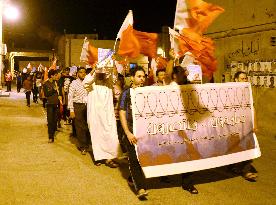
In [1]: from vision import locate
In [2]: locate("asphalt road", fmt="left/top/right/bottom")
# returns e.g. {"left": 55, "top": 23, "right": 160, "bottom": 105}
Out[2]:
{"left": 0, "top": 89, "right": 275, "bottom": 205}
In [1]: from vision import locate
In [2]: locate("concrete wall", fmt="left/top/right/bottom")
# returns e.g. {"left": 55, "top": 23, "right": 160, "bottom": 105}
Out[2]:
{"left": 58, "top": 36, "right": 149, "bottom": 69}
{"left": 65, "top": 39, "right": 115, "bottom": 67}
{"left": 204, "top": 0, "right": 276, "bottom": 82}
{"left": 205, "top": 0, "right": 276, "bottom": 135}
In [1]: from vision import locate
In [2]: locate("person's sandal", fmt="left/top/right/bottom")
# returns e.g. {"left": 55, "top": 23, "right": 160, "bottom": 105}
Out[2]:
{"left": 105, "top": 160, "right": 119, "bottom": 168}
{"left": 182, "top": 185, "right": 199, "bottom": 194}
{"left": 243, "top": 172, "right": 257, "bottom": 182}
{"left": 137, "top": 189, "right": 148, "bottom": 199}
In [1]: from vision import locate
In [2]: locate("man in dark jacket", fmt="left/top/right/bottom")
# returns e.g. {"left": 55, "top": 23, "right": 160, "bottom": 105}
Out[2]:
{"left": 43, "top": 70, "right": 62, "bottom": 143}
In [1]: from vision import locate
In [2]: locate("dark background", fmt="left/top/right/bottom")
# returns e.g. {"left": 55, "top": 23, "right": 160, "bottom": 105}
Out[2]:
{"left": 4, "top": 0, "right": 176, "bottom": 50}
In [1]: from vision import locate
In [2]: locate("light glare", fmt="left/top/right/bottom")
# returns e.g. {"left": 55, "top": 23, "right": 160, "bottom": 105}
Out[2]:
{"left": 4, "top": 6, "right": 19, "bottom": 20}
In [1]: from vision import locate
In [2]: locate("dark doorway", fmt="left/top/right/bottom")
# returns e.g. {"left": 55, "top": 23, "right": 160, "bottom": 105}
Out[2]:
{"left": 14, "top": 56, "right": 49, "bottom": 71}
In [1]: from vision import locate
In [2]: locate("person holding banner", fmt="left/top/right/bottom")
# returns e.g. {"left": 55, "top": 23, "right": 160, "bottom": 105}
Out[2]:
{"left": 232, "top": 71, "right": 258, "bottom": 182}
{"left": 152, "top": 69, "right": 167, "bottom": 86}
{"left": 119, "top": 66, "right": 149, "bottom": 199}
{"left": 169, "top": 66, "right": 199, "bottom": 194}
{"left": 170, "top": 66, "right": 189, "bottom": 86}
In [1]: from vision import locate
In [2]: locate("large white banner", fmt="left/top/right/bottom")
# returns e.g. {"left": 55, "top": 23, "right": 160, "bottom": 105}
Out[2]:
{"left": 131, "top": 83, "right": 261, "bottom": 178}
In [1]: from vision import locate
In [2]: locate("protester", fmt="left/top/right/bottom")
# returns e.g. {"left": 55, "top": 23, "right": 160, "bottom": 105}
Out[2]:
{"left": 16, "top": 72, "right": 22, "bottom": 93}
{"left": 229, "top": 71, "right": 258, "bottom": 182}
{"left": 169, "top": 66, "right": 199, "bottom": 194}
{"left": 170, "top": 66, "right": 189, "bottom": 86}
{"left": 31, "top": 72, "right": 39, "bottom": 103}
{"left": 68, "top": 67, "right": 90, "bottom": 155}
{"left": 23, "top": 75, "right": 33, "bottom": 107}
{"left": 152, "top": 68, "right": 167, "bottom": 86}
{"left": 113, "top": 73, "right": 127, "bottom": 153}
{"left": 35, "top": 72, "right": 43, "bottom": 101}
{"left": 43, "top": 70, "right": 61, "bottom": 143}
{"left": 83, "top": 67, "right": 121, "bottom": 168}
{"left": 119, "top": 66, "right": 148, "bottom": 199}
{"left": 60, "top": 67, "right": 75, "bottom": 124}
{"left": 56, "top": 69, "right": 64, "bottom": 128}
{"left": 5, "top": 70, "right": 13, "bottom": 92}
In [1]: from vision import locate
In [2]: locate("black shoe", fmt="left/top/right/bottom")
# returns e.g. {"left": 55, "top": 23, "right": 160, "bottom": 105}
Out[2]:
{"left": 182, "top": 185, "right": 198, "bottom": 194}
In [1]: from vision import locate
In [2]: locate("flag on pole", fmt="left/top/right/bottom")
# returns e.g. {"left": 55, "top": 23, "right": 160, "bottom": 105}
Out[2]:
{"left": 185, "top": 0, "right": 224, "bottom": 34}
{"left": 133, "top": 30, "right": 158, "bottom": 58}
{"left": 118, "top": 25, "right": 140, "bottom": 58}
{"left": 80, "top": 37, "right": 98, "bottom": 66}
{"left": 27, "top": 62, "right": 32, "bottom": 72}
{"left": 174, "top": 0, "right": 190, "bottom": 32}
{"left": 172, "top": 0, "right": 224, "bottom": 78}
{"left": 117, "top": 10, "right": 158, "bottom": 58}
{"left": 44, "top": 67, "right": 48, "bottom": 80}
{"left": 117, "top": 10, "right": 140, "bottom": 58}
{"left": 116, "top": 10, "right": 134, "bottom": 40}
{"left": 49, "top": 57, "right": 57, "bottom": 70}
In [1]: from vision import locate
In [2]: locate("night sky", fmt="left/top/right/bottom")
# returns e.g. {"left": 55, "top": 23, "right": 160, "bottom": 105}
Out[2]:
{"left": 6, "top": 0, "right": 176, "bottom": 49}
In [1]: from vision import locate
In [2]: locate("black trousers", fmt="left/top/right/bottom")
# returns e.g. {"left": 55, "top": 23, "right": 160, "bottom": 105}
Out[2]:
{"left": 230, "top": 160, "right": 255, "bottom": 174}
{"left": 123, "top": 135, "right": 145, "bottom": 192}
{"left": 17, "top": 83, "right": 21, "bottom": 92}
{"left": 6, "top": 81, "right": 11, "bottom": 91}
{"left": 73, "top": 103, "right": 90, "bottom": 148}
{"left": 117, "top": 120, "right": 127, "bottom": 153}
{"left": 32, "top": 87, "right": 38, "bottom": 102}
{"left": 25, "top": 91, "right": 31, "bottom": 106}
{"left": 181, "top": 172, "right": 194, "bottom": 187}
{"left": 47, "top": 104, "right": 58, "bottom": 139}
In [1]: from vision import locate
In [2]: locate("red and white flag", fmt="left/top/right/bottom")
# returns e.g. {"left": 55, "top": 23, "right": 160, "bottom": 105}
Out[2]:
{"left": 117, "top": 10, "right": 140, "bottom": 58}
{"left": 80, "top": 37, "right": 98, "bottom": 66}
{"left": 133, "top": 29, "right": 158, "bottom": 58}
{"left": 116, "top": 10, "right": 134, "bottom": 40}
{"left": 49, "top": 57, "right": 57, "bottom": 70}
{"left": 117, "top": 10, "right": 158, "bottom": 59}
{"left": 171, "top": 0, "right": 224, "bottom": 78}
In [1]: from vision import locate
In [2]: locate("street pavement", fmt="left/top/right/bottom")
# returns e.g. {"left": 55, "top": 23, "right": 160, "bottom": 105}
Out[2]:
{"left": 0, "top": 89, "right": 275, "bottom": 205}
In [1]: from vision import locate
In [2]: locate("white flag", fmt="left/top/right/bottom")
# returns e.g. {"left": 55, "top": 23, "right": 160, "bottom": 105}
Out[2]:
{"left": 80, "top": 37, "right": 89, "bottom": 63}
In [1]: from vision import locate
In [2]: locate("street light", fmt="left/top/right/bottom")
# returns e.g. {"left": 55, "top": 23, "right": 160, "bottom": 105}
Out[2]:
{"left": 0, "top": 1, "right": 19, "bottom": 91}
{"left": 4, "top": 5, "right": 19, "bottom": 20}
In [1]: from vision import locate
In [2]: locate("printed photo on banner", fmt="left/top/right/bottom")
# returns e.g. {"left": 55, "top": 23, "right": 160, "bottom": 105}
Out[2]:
{"left": 186, "top": 64, "right": 202, "bottom": 84}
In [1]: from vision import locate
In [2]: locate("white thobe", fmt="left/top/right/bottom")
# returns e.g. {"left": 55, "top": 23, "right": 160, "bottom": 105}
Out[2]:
{"left": 83, "top": 73, "right": 121, "bottom": 161}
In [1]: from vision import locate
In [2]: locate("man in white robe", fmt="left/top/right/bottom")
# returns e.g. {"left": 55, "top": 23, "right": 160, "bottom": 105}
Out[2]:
{"left": 83, "top": 68, "right": 121, "bottom": 167}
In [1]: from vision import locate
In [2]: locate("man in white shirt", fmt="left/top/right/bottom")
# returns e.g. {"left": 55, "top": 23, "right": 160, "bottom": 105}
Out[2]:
{"left": 68, "top": 67, "right": 90, "bottom": 155}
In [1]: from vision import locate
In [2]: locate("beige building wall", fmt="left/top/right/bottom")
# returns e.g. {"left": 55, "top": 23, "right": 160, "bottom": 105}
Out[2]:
{"left": 58, "top": 35, "right": 148, "bottom": 69}
{"left": 205, "top": 0, "right": 276, "bottom": 82}
{"left": 205, "top": 0, "right": 276, "bottom": 134}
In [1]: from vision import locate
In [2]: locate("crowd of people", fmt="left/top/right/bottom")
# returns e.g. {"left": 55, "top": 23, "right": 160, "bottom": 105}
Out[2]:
{"left": 5, "top": 60, "right": 258, "bottom": 200}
